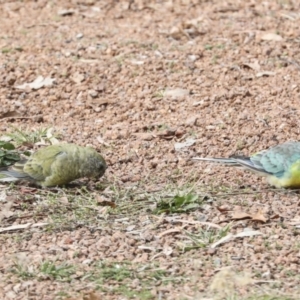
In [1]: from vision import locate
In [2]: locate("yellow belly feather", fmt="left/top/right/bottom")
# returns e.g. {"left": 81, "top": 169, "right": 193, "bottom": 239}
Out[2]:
{"left": 267, "top": 161, "right": 300, "bottom": 188}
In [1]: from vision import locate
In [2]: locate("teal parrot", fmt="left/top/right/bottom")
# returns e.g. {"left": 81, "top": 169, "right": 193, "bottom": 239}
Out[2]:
{"left": 192, "top": 141, "right": 300, "bottom": 188}
{"left": 0, "top": 143, "right": 107, "bottom": 187}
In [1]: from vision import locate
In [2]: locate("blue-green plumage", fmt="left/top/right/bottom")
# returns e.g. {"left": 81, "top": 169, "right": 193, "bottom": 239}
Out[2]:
{"left": 192, "top": 141, "right": 300, "bottom": 188}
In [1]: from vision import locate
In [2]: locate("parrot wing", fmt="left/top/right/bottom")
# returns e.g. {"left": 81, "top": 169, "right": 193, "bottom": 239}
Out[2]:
{"left": 251, "top": 142, "right": 300, "bottom": 177}
{"left": 23, "top": 146, "right": 66, "bottom": 181}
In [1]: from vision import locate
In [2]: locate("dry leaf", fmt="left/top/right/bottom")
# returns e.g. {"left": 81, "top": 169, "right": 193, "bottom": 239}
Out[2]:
{"left": 216, "top": 206, "right": 231, "bottom": 213}
{"left": 0, "top": 191, "right": 14, "bottom": 221}
{"left": 211, "top": 228, "right": 263, "bottom": 249}
{"left": 156, "top": 129, "right": 177, "bottom": 140}
{"left": 243, "top": 61, "right": 261, "bottom": 71}
{"left": 169, "top": 26, "right": 184, "bottom": 39}
{"left": 0, "top": 190, "right": 7, "bottom": 202}
{"left": 132, "top": 132, "right": 154, "bottom": 141}
{"left": 158, "top": 228, "right": 182, "bottom": 238}
{"left": 289, "top": 217, "right": 300, "bottom": 226}
{"left": 11, "top": 252, "right": 31, "bottom": 265}
{"left": 251, "top": 210, "right": 268, "bottom": 223}
{"left": 20, "top": 187, "right": 38, "bottom": 194}
{"left": 16, "top": 76, "right": 55, "bottom": 90}
{"left": 174, "top": 138, "right": 196, "bottom": 151}
{"left": 156, "top": 129, "right": 176, "bottom": 138}
{"left": 71, "top": 72, "right": 85, "bottom": 84}
{"left": 79, "top": 59, "right": 101, "bottom": 64}
{"left": 95, "top": 195, "right": 116, "bottom": 208}
{"left": 96, "top": 135, "right": 110, "bottom": 146}
{"left": 270, "top": 214, "right": 280, "bottom": 220}
{"left": 231, "top": 211, "right": 252, "bottom": 220}
{"left": 163, "top": 246, "right": 173, "bottom": 256}
{"left": 168, "top": 18, "right": 204, "bottom": 39}
{"left": 138, "top": 245, "right": 156, "bottom": 251}
{"left": 58, "top": 197, "right": 69, "bottom": 204}
{"left": 0, "top": 135, "right": 12, "bottom": 142}
{"left": 234, "top": 228, "right": 263, "bottom": 238}
{"left": 260, "top": 33, "right": 283, "bottom": 41}
{"left": 130, "top": 59, "right": 144, "bottom": 65}
{"left": 66, "top": 291, "right": 102, "bottom": 300}
{"left": 164, "top": 88, "right": 190, "bottom": 99}
{"left": 58, "top": 9, "right": 75, "bottom": 16}
{"left": 210, "top": 267, "right": 254, "bottom": 294}
{"left": 0, "top": 201, "right": 14, "bottom": 221}
{"left": 0, "top": 111, "right": 22, "bottom": 119}
{"left": 93, "top": 99, "right": 116, "bottom": 105}
{"left": 232, "top": 209, "right": 267, "bottom": 222}
{"left": 126, "top": 225, "right": 136, "bottom": 232}
{"left": 256, "top": 71, "right": 275, "bottom": 77}
{"left": 211, "top": 234, "right": 234, "bottom": 248}
{"left": 0, "top": 222, "right": 48, "bottom": 233}
{"left": 185, "top": 116, "right": 197, "bottom": 126}
{"left": 166, "top": 218, "right": 222, "bottom": 229}
{"left": 84, "top": 292, "right": 103, "bottom": 300}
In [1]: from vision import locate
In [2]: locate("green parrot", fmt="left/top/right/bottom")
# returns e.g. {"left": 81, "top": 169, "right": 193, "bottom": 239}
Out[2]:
{"left": 192, "top": 141, "right": 300, "bottom": 188}
{"left": 0, "top": 143, "right": 107, "bottom": 187}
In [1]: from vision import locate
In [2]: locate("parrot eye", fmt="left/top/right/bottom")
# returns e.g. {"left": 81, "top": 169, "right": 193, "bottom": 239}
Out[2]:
{"left": 90, "top": 155, "right": 107, "bottom": 178}
{"left": 97, "top": 160, "right": 107, "bottom": 174}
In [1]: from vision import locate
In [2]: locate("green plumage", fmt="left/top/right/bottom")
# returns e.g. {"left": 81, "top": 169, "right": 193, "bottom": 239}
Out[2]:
{"left": 0, "top": 143, "right": 107, "bottom": 187}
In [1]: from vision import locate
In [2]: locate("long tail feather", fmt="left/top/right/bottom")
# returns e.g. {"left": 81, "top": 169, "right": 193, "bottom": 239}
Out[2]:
{"left": 191, "top": 157, "right": 240, "bottom": 166}
{"left": 0, "top": 170, "right": 19, "bottom": 182}
{"left": 192, "top": 156, "right": 271, "bottom": 176}
{"left": 230, "top": 156, "right": 271, "bottom": 175}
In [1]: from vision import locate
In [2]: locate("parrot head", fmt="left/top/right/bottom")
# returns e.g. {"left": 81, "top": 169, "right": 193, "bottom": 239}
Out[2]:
{"left": 85, "top": 153, "right": 107, "bottom": 180}
{"left": 86, "top": 152, "right": 107, "bottom": 180}
{"left": 72, "top": 146, "right": 108, "bottom": 181}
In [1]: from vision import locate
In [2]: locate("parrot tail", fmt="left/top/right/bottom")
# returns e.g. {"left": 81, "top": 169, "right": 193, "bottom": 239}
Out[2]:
{"left": 0, "top": 171, "right": 21, "bottom": 182}
{"left": 191, "top": 157, "right": 241, "bottom": 166}
{"left": 192, "top": 155, "right": 271, "bottom": 176}
{"left": 0, "top": 160, "right": 30, "bottom": 182}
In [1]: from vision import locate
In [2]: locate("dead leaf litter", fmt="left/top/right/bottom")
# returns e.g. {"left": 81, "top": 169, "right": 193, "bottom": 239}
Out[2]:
{"left": 1, "top": 0, "right": 300, "bottom": 299}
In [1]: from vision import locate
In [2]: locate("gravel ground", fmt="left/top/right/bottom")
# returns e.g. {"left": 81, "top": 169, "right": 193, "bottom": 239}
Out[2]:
{"left": 1, "top": 0, "right": 300, "bottom": 299}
